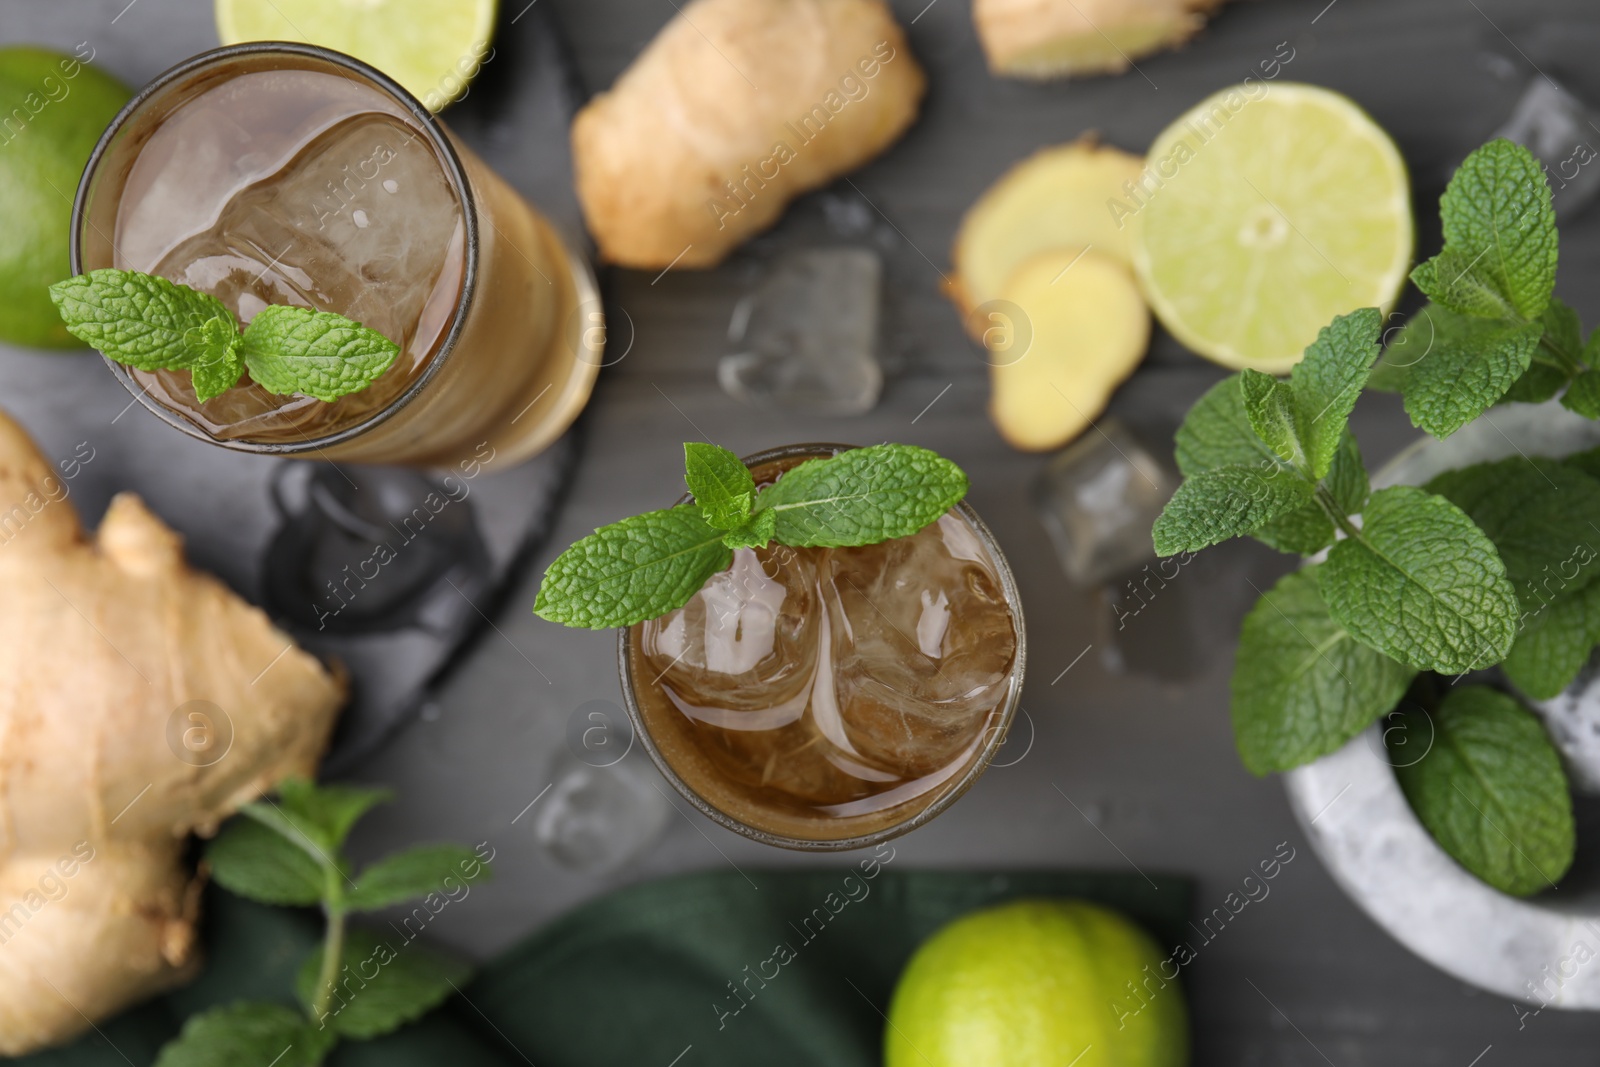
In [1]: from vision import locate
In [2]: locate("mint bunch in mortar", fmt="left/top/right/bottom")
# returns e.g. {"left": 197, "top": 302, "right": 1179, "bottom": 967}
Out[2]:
{"left": 1154, "top": 139, "right": 1600, "bottom": 896}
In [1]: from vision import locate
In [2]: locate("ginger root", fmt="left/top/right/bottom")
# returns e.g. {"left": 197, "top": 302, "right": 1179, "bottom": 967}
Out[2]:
{"left": 988, "top": 248, "right": 1150, "bottom": 451}
{"left": 0, "top": 411, "right": 344, "bottom": 1055}
{"left": 972, "top": 0, "right": 1226, "bottom": 80}
{"left": 571, "top": 0, "right": 925, "bottom": 269}
{"left": 946, "top": 137, "right": 1145, "bottom": 329}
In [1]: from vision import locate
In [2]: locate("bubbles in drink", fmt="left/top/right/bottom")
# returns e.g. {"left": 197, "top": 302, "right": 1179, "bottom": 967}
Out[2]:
{"left": 633, "top": 461, "right": 1019, "bottom": 835}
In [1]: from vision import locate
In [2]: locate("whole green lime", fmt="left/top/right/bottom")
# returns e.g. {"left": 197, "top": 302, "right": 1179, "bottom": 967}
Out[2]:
{"left": 0, "top": 47, "right": 130, "bottom": 348}
{"left": 886, "top": 899, "right": 1189, "bottom": 1067}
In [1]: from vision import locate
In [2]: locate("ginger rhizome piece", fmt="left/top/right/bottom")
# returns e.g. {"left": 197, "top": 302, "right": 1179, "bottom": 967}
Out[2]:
{"left": 0, "top": 411, "right": 344, "bottom": 1055}
{"left": 946, "top": 136, "right": 1145, "bottom": 330}
{"left": 988, "top": 249, "right": 1150, "bottom": 451}
{"left": 572, "top": 0, "right": 926, "bottom": 269}
{"left": 972, "top": 0, "right": 1226, "bottom": 80}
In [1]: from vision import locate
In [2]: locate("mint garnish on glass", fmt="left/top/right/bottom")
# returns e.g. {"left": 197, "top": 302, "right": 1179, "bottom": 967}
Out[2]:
{"left": 534, "top": 443, "right": 969, "bottom": 629}
{"left": 1153, "top": 138, "right": 1600, "bottom": 897}
{"left": 48, "top": 268, "right": 399, "bottom": 402}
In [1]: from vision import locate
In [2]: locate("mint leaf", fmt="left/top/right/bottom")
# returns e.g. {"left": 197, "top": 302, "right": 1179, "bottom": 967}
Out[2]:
{"left": 1541, "top": 298, "right": 1584, "bottom": 370}
{"left": 1152, "top": 464, "right": 1311, "bottom": 556}
{"left": 1176, "top": 371, "right": 1369, "bottom": 556}
{"left": 1504, "top": 581, "right": 1600, "bottom": 699}
{"left": 1174, "top": 374, "right": 1287, "bottom": 475}
{"left": 1391, "top": 686, "right": 1573, "bottom": 896}
{"left": 534, "top": 505, "right": 731, "bottom": 628}
{"left": 1562, "top": 370, "right": 1600, "bottom": 417}
{"left": 206, "top": 817, "right": 326, "bottom": 907}
{"left": 721, "top": 506, "right": 776, "bottom": 550}
{"left": 1563, "top": 443, "right": 1600, "bottom": 482}
{"left": 242, "top": 305, "right": 400, "bottom": 402}
{"left": 755, "top": 444, "right": 968, "bottom": 548}
{"left": 1426, "top": 456, "right": 1600, "bottom": 612}
{"left": 297, "top": 928, "right": 470, "bottom": 1039}
{"left": 1508, "top": 301, "right": 1582, "bottom": 404}
{"left": 683, "top": 442, "right": 754, "bottom": 530}
{"left": 1231, "top": 567, "right": 1415, "bottom": 774}
{"left": 277, "top": 778, "right": 391, "bottom": 855}
{"left": 1397, "top": 305, "right": 1541, "bottom": 437}
{"left": 48, "top": 268, "right": 235, "bottom": 371}
{"left": 1323, "top": 429, "right": 1372, "bottom": 516}
{"left": 239, "top": 779, "right": 389, "bottom": 868}
{"left": 154, "top": 1002, "right": 332, "bottom": 1067}
{"left": 1240, "top": 369, "right": 1301, "bottom": 467}
{"left": 1505, "top": 361, "right": 1569, "bottom": 404}
{"left": 1419, "top": 138, "right": 1557, "bottom": 320}
{"left": 1289, "top": 308, "right": 1382, "bottom": 478}
{"left": 1255, "top": 431, "right": 1372, "bottom": 556}
{"left": 188, "top": 316, "right": 245, "bottom": 402}
{"left": 1412, "top": 249, "right": 1517, "bottom": 319}
{"left": 1321, "top": 486, "right": 1518, "bottom": 672}
{"left": 346, "top": 844, "right": 488, "bottom": 912}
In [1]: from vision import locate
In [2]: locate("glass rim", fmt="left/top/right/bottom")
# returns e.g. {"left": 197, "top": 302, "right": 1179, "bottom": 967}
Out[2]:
{"left": 69, "top": 40, "right": 481, "bottom": 455}
{"left": 616, "top": 442, "right": 1029, "bottom": 852}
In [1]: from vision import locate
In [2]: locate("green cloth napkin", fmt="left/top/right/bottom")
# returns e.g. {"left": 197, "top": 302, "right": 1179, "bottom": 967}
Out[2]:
{"left": 11, "top": 866, "right": 1191, "bottom": 1066}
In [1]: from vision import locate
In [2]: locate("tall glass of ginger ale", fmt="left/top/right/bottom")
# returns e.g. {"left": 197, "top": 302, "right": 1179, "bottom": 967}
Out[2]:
{"left": 72, "top": 43, "right": 601, "bottom": 470}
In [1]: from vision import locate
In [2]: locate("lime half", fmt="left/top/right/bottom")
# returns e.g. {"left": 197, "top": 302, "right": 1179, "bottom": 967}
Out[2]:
{"left": 216, "top": 0, "right": 498, "bottom": 112}
{"left": 1130, "top": 83, "right": 1412, "bottom": 372}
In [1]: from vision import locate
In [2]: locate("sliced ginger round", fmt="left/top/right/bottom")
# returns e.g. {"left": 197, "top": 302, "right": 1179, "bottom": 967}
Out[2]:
{"left": 988, "top": 247, "right": 1151, "bottom": 452}
{"left": 947, "top": 137, "right": 1145, "bottom": 332}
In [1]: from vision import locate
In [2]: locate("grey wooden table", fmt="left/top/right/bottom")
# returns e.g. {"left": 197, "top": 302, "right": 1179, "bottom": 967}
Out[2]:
{"left": 10, "top": 0, "right": 1600, "bottom": 1063}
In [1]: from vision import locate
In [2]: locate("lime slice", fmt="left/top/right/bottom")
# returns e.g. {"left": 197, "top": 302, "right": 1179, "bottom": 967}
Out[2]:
{"left": 1129, "top": 83, "right": 1412, "bottom": 373}
{"left": 0, "top": 48, "right": 130, "bottom": 349}
{"left": 215, "top": 0, "right": 498, "bottom": 112}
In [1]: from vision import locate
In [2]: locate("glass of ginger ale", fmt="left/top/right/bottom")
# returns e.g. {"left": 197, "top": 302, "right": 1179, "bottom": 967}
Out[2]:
{"left": 71, "top": 43, "right": 602, "bottom": 470}
{"left": 621, "top": 444, "right": 1027, "bottom": 850}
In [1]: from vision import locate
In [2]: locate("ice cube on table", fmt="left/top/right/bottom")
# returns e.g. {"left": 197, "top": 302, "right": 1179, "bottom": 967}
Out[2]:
{"left": 1032, "top": 419, "right": 1177, "bottom": 587}
{"left": 719, "top": 247, "right": 883, "bottom": 416}
{"left": 1493, "top": 78, "right": 1600, "bottom": 218}
{"left": 533, "top": 750, "right": 670, "bottom": 873}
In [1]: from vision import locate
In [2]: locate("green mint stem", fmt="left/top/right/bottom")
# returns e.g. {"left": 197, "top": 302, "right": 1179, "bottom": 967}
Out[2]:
{"left": 312, "top": 874, "right": 347, "bottom": 1022}
{"left": 1314, "top": 484, "right": 1361, "bottom": 540}
{"left": 1536, "top": 332, "right": 1580, "bottom": 372}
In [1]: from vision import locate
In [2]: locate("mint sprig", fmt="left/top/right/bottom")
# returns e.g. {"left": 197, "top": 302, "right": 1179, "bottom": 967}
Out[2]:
{"left": 48, "top": 268, "right": 399, "bottom": 403}
{"left": 534, "top": 443, "right": 969, "bottom": 630}
{"left": 161, "top": 778, "right": 490, "bottom": 1065}
{"left": 1372, "top": 139, "right": 1574, "bottom": 437}
{"left": 1155, "top": 136, "right": 1600, "bottom": 897}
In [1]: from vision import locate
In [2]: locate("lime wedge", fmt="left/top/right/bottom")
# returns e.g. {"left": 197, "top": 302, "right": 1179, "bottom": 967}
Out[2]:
{"left": 215, "top": 0, "right": 498, "bottom": 112}
{"left": 1129, "top": 83, "right": 1412, "bottom": 373}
